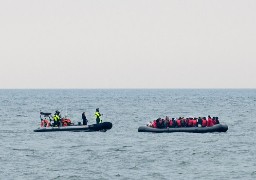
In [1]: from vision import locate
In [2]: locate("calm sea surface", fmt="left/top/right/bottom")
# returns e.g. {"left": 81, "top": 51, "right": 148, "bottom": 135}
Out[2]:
{"left": 0, "top": 89, "right": 256, "bottom": 180}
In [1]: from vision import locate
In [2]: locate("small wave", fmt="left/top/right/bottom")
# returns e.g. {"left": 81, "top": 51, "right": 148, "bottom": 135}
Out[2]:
{"left": 0, "top": 130, "right": 24, "bottom": 134}
{"left": 70, "top": 145, "right": 83, "bottom": 148}
{"left": 12, "top": 148, "right": 35, "bottom": 152}
{"left": 114, "top": 148, "right": 126, "bottom": 152}
{"left": 179, "top": 161, "right": 190, "bottom": 166}
{"left": 122, "top": 145, "right": 132, "bottom": 148}
{"left": 25, "top": 154, "right": 40, "bottom": 158}
{"left": 128, "top": 166, "right": 139, "bottom": 170}
{"left": 16, "top": 114, "right": 28, "bottom": 117}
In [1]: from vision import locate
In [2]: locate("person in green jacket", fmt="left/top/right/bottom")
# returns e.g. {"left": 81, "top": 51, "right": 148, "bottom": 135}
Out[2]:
{"left": 95, "top": 108, "right": 102, "bottom": 124}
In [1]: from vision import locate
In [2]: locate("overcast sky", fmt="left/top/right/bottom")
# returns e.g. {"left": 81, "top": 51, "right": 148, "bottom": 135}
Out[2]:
{"left": 0, "top": 0, "right": 255, "bottom": 88}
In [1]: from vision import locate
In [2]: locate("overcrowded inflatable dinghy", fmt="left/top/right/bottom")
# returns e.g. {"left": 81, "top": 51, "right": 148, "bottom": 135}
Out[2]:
{"left": 138, "top": 124, "right": 228, "bottom": 133}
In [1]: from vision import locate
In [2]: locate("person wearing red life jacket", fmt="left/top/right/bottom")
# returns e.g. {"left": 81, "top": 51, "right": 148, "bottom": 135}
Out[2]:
{"left": 169, "top": 118, "right": 173, "bottom": 127}
{"left": 187, "top": 118, "right": 193, "bottom": 127}
{"left": 192, "top": 118, "right": 197, "bottom": 127}
{"left": 170, "top": 118, "right": 176, "bottom": 127}
{"left": 207, "top": 115, "right": 214, "bottom": 127}
{"left": 202, "top": 117, "right": 207, "bottom": 127}
{"left": 212, "top": 117, "right": 220, "bottom": 125}
{"left": 176, "top": 118, "right": 182, "bottom": 127}
{"left": 212, "top": 117, "right": 216, "bottom": 125}
{"left": 152, "top": 120, "right": 157, "bottom": 128}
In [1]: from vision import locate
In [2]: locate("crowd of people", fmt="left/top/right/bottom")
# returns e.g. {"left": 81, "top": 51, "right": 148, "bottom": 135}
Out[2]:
{"left": 147, "top": 115, "right": 220, "bottom": 129}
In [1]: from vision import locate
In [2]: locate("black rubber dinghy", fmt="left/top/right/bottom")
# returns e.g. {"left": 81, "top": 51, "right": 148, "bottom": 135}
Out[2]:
{"left": 34, "top": 122, "right": 112, "bottom": 132}
{"left": 138, "top": 124, "right": 228, "bottom": 133}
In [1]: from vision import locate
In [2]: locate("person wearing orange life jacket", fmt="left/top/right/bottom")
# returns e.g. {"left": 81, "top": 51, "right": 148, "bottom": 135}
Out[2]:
{"left": 212, "top": 117, "right": 220, "bottom": 125}
{"left": 202, "top": 117, "right": 207, "bottom": 127}
{"left": 176, "top": 117, "right": 182, "bottom": 127}
{"left": 152, "top": 120, "right": 157, "bottom": 128}
{"left": 192, "top": 118, "right": 198, "bottom": 127}
{"left": 187, "top": 118, "right": 192, "bottom": 127}
{"left": 207, "top": 115, "right": 214, "bottom": 127}
{"left": 168, "top": 118, "right": 174, "bottom": 127}
{"left": 212, "top": 117, "right": 216, "bottom": 125}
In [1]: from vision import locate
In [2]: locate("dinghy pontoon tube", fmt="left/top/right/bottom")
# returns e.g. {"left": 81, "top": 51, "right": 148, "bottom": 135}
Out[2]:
{"left": 138, "top": 124, "right": 228, "bottom": 133}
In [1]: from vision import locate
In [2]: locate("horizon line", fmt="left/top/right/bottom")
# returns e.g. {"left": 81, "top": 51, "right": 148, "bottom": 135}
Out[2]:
{"left": 0, "top": 88, "right": 256, "bottom": 90}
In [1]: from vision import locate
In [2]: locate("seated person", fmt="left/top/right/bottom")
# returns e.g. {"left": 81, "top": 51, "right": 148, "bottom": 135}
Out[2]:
{"left": 207, "top": 115, "right": 214, "bottom": 127}
{"left": 197, "top": 117, "right": 202, "bottom": 127}
{"left": 202, "top": 117, "right": 207, "bottom": 127}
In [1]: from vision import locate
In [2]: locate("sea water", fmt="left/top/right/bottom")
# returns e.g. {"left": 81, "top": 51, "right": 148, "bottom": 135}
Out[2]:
{"left": 0, "top": 89, "right": 256, "bottom": 180}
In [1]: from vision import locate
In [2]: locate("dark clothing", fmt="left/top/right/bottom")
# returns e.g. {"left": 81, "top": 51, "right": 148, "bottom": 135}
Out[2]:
{"left": 172, "top": 119, "right": 176, "bottom": 127}
{"left": 213, "top": 117, "right": 220, "bottom": 124}
{"left": 53, "top": 120, "right": 60, "bottom": 127}
{"left": 181, "top": 119, "right": 186, "bottom": 127}
{"left": 53, "top": 114, "right": 60, "bottom": 127}
{"left": 157, "top": 121, "right": 165, "bottom": 128}
{"left": 198, "top": 118, "right": 202, "bottom": 126}
{"left": 82, "top": 113, "right": 88, "bottom": 125}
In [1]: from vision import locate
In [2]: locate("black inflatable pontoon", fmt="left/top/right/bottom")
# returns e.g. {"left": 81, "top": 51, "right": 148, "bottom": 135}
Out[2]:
{"left": 34, "top": 122, "right": 112, "bottom": 132}
{"left": 138, "top": 124, "right": 228, "bottom": 133}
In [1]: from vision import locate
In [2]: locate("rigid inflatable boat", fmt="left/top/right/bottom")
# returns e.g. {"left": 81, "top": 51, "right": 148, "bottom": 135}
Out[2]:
{"left": 34, "top": 122, "right": 112, "bottom": 132}
{"left": 138, "top": 124, "right": 228, "bottom": 133}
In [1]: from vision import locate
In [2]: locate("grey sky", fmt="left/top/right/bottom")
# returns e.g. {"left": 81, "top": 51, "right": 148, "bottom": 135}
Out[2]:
{"left": 0, "top": 0, "right": 255, "bottom": 88}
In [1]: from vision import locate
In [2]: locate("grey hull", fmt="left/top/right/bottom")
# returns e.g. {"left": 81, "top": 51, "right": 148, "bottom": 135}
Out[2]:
{"left": 34, "top": 122, "right": 112, "bottom": 132}
{"left": 138, "top": 124, "right": 228, "bottom": 133}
